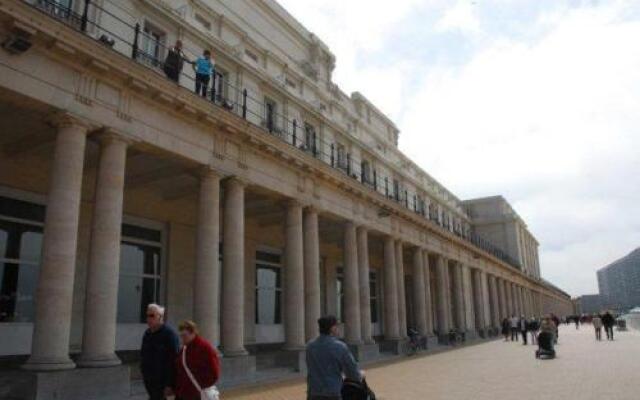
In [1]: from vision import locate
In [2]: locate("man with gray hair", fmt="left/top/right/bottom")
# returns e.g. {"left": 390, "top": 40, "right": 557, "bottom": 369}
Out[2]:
{"left": 140, "top": 303, "right": 180, "bottom": 400}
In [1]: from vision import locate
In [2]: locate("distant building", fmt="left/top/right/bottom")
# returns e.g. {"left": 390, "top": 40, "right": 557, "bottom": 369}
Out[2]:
{"left": 574, "top": 294, "right": 602, "bottom": 315}
{"left": 597, "top": 248, "right": 640, "bottom": 312}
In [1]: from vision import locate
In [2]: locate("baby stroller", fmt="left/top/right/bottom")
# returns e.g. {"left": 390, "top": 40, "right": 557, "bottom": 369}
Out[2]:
{"left": 535, "top": 331, "right": 556, "bottom": 359}
{"left": 342, "top": 378, "right": 376, "bottom": 400}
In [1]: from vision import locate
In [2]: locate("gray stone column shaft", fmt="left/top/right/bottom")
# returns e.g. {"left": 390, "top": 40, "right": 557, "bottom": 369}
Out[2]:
{"left": 488, "top": 275, "right": 500, "bottom": 327}
{"left": 357, "top": 227, "right": 373, "bottom": 344}
{"left": 284, "top": 201, "right": 305, "bottom": 350}
{"left": 383, "top": 237, "right": 400, "bottom": 340}
{"left": 422, "top": 251, "right": 435, "bottom": 336}
{"left": 480, "top": 271, "right": 492, "bottom": 329}
{"left": 304, "top": 208, "right": 321, "bottom": 342}
{"left": 221, "top": 178, "right": 248, "bottom": 356}
{"left": 497, "top": 278, "right": 507, "bottom": 320}
{"left": 79, "top": 134, "right": 128, "bottom": 367}
{"left": 505, "top": 281, "right": 513, "bottom": 316}
{"left": 411, "top": 248, "right": 428, "bottom": 336}
{"left": 25, "top": 118, "right": 87, "bottom": 371}
{"left": 451, "top": 263, "right": 466, "bottom": 330}
{"left": 471, "top": 269, "right": 485, "bottom": 331}
{"left": 343, "top": 222, "right": 361, "bottom": 344}
{"left": 395, "top": 241, "right": 407, "bottom": 338}
{"left": 193, "top": 171, "right": 221, "bottom": 345}
{"left": 434, "top": 255, "right": 451, "bottom": 335}
{"left": 461, "top": 265, "right": 475, "bottom": 331}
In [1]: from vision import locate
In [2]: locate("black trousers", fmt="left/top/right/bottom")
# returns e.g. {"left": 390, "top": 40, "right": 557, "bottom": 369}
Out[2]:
{"left": 605, "top": 326, "right": 614, "bottom": 340}
{"left": 143, "top": 380, "right": 166, "bottom": 400}
{"left": 521, "top": 330, "right": 528, "bottom": 345}
{"left": 195, "top": 73, "right": 210, "bottom": 97}
{"left": 511, "top": 328, "right": 518, "bottom": 341}
{"left": 595, "top": 327, "right": 602, "bottom": 340}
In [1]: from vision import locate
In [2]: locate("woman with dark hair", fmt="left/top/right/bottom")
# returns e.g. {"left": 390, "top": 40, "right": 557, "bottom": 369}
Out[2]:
{"left": 501, "top": 317, "right": 510, "bottom": 342}
{"left": 175, "top": 320, "right": 221, "bottom": 400}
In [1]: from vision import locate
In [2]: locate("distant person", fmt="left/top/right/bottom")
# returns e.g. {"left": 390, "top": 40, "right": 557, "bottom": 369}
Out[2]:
{"left": 602, "top": 311, "right": 615, "bottom": 341}
{"left": 574, "top": 316, "right": 580, "bottom": 330}
{"left": 140, "top": 304, "right": 180, "bottom": 400}
{"left": 551, "top": 314, "right": 560, "bottom": 343}
{"left": 510, "top": 315, "right": 519, "bottom": 341}
{"left": 592, "top": 314, "right": 603, "bottom": 341}
{"left": 174, "top": 320, "right": 220, "bottom": 400}
{"left": 528, "top": 316, "right": 540, "bottom": 345}
{"left": 163, "top": 40, "right": 189, "bottom": 83}
{"left": 193, "top": 49, "right": 214, "bottom": 97}
{"left": 306, "top": 315, "right": 363, "bottom": 400}
{"left": 501, "top": 318, "right": 510, "bottom": 342}
{"left": 519, "top": 315, "right": 528, "bottom": 345}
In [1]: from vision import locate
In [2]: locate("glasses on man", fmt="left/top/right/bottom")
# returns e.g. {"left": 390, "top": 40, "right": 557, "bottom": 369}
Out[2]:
{"left": 146, "top": 313, "right": 157, "bottom": 319}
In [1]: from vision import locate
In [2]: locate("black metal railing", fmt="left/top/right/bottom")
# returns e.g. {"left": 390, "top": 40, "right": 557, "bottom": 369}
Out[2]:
{"left": 28, "top": 0, "right": 522, "bottom": 270}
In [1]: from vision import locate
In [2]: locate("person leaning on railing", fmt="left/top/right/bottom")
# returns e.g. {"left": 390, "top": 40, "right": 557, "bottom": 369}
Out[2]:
{"left": 193, "top": 49, "right": 215, "bottom": 98}
{"left": 163, "top": 40, "right": 190, "bottom": 83}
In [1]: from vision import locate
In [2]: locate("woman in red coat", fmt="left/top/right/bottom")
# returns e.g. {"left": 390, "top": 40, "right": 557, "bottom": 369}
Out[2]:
{"left": 174, "top": 320, "right": 221, "bottom": 400}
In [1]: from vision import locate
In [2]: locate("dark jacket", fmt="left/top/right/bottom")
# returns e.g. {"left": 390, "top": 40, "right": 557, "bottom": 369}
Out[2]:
{"left": 601, "top": 313, "right": 615, "bottom": 327}
{"left": 140, "top": 324, "right": 180, "bottom": 390}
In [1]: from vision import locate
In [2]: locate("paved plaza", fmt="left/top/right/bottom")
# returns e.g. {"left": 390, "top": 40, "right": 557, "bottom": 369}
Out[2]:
{"left": 223, "top": 325, "right": 640, "bottom": 400}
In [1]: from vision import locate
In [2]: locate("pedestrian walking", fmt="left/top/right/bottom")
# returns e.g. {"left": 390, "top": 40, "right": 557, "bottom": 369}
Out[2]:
{"left": 163, "top": 40, "right": 189, "bottom": 83}
{"left": 551, "top": 314, "right": 560, "bottom": 343}
{"left": 602, "top": 311, "right": 615, "bottom": 341}
{"left": 519, "top": 315, "right": 528, "bottom": 345}
{"left": 193, "top": 49, "right": 214, "bottom": 97}
{"left": 140, "top": 304, "right": 180, "bottom": 400}
{"left": 175, "top": 320, "right": 221, "bottom": 400}
{"left": 528, "top": 316, "right": 539, "bottom": 345}
{"left": 592, "top": 314, "right": 603, "bottom": 341}
{"left": 501, "top": 318, "right": 510, "bottom": 342}
{"left": 306, "top": 315, "right": 363, "bottom": 400}
{"left": 510, "top": 315, "right": 519, "bottom": 341}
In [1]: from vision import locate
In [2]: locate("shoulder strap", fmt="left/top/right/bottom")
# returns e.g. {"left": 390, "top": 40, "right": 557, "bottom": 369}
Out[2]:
{"left": 181, "top": 345, "right": 202, "bottom": 393}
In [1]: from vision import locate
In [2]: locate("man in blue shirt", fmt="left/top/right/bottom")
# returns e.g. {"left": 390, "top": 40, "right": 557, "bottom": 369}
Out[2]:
{"left": 193, "top": 49, "right": 214, "bottom": 97}
{"left": 306, "top": 315, "right": 363, "bottom": 400}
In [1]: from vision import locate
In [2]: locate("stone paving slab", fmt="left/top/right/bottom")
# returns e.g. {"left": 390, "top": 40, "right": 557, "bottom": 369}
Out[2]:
{"left": 222, "top": 325, "right": 640, "bottom": 400}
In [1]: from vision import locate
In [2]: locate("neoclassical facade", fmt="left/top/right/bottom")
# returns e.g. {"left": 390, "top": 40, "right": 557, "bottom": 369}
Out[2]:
{"left": 0, "top": 0, "right": 572, "bottom": 397}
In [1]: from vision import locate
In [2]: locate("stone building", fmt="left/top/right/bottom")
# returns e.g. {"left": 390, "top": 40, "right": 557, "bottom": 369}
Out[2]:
{"left": 0, "top": 0, "right": 572, "bottom": 398}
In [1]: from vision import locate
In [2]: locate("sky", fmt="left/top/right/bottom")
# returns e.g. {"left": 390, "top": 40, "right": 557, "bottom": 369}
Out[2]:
{"left": 277, "top": 0, "right": 640, "bottom": 296}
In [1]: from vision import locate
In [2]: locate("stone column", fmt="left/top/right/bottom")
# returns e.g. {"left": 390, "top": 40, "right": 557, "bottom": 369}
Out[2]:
{"left": 471, "top": 269, "right": 485, "bottom": 332}
{"left": 479, "top": 271, "right": 492, "bottom": 330}
{"left": 505, "top": 281, "right": 513, "bottom": 316}
{"left": 78, "top": 132, "right": 128, "bottom": 367}
{"left": 497, "top": 278, "right": 507, "bottom": 320}
{"left": 434, "top": 255, "right": 451, "bottom": 336}
{"left": 383, "top": 237, "right": 400, "bottom": 340}
{"left": 221, "top": 177, "right": 248, "bottom": 356}
{"left": 357, "top": 227, "right": 373, "bottom": 344}
{"left": 411, "top": 248, "right": 428, "bottom": 336}
{"left": 304, "top": 207, "right": 321, "bottom": 342}
{"left": 422, "top": 251, "right": 435, "bottom": 336}
{"left": 513, "top": 284, "right": 521, "bottom": 316}
{"left": 191, "top": 170, "right": 221, "bottom": 345}
{"left": 488, "top": 275, "right": 500, "bottom": 328}
{"left": 462, "top": 265, "right": 475, "bottom": 333}
{"left": 395, "top": 241, "right": 407, "bottom": 338}
{"left": 24, "top": 116, "right": 88, "bottom": 371}
{"left": 284, "top": 200, "right": 305, "bottom": 350}
{"left": 343, "top": 222, "right": 361, "bottom": 344}
{"left": 451, "top": 262, "right": 466, "bottom": 331}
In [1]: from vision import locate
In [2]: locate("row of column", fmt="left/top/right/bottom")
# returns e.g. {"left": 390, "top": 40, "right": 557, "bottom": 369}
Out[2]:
{"left": 24, "top": 117, "right": 545, "bottom": 371}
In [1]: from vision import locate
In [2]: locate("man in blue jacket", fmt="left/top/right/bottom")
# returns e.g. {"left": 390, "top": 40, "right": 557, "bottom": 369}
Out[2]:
{"left": 306, "top": 315, "right": 363, "bottom": 400}
{"left": 140, "top": 303, "right": 180, "bottom": 400}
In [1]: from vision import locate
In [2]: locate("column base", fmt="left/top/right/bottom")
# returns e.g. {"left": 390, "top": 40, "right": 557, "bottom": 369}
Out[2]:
{"left": 465, "top": 329, "right": 478, "bottom": 341}
{"left": 222, "top": 348, "right": 250, "bottom": 357}
{"left": 348, "top": 342, "right": 379, "bottom": 362}
{"left": 219, "top": 355, "right": 256, "bottom": 388}
{"left": 76, "top": 353, "right": 122, "bottom": 368}
{"left": 5, "top": 365, "right": 130, "bottom": 400}
{"left": 22, "top": 356, "right": 76, "bottom": 371}
{"left": 379, "top": 338, "right": 404, "bottom": 355}
{"left": 425, "top": 334, "right": 439, "bottom": 349}
{"left": 281, "top": 349, "right": 307, "bottom": 374}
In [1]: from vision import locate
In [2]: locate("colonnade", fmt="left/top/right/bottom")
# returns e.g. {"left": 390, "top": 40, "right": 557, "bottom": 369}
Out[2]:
{"left": 23, "top": 118, "right": 552, "bottom": 371}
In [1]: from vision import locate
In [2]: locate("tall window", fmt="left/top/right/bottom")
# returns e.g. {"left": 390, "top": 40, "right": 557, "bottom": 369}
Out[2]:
{"left": 214, "top": 68, "right": 229, "bottom": 102}
{"left": 255, "top": 250, "right": 282, "bottom": 324}
{"left": 264, "top": 97, "right": 277, "bottom": 133}
{"left": 140, "top": 22, "right": 165, "bottom": 67}
{"left": 336, "top": 143, "right": 346, "bottom": 170}
{"left": 370, "top": 271, "right": 378, "bottom": 324}
{"left": 304, "top": 123, "right": 317, "bottom": 156}
{"left": 0, "top": 196, "right": 45, "bottom": 323}
{"left": 117, "top": 224, "right": 163, "bottom": 323}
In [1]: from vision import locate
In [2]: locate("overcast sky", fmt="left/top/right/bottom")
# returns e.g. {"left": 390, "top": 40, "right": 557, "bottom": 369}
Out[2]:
{"left": 278, "top": 0, "right": 640, "bottom": 296}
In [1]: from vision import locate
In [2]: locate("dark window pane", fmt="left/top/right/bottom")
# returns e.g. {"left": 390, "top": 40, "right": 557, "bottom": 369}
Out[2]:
{"left": 141, "top": 278, "right": 157, "bottom": 323}
{"left": 0, "top": 196, "right": 45, "bottom": 222}
{"left": 14, "top": 263, "right": 38, "bottom": 321}
{"left": 0, "top": 227, "right": 7, "bottom": 258}
{"left": 122, "top": 224, "right": 161, "bottom": 242}
{"left": 19, "top": 230, "right": 43, "bottom": 263}
{"left": 120, "top": 242, "right": 145, "bottom": 276}
{"left": 370, "top": 298, "right": 378, "bottom": 323}
{"left": 255, "top": 251, "right": 281, "bottom": 264}
{"left": 117, "top": 274, "right": 142, "bottom": 323}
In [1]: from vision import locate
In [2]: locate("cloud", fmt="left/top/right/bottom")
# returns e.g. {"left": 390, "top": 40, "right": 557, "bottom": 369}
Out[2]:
{"left": 278, "top": 0, "right": 640, "bottom": 295}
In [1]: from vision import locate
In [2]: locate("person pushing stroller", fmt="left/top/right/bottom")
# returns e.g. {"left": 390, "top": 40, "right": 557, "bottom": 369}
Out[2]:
{"left": 535, "top": 317, "right": 556, "bottom": 359}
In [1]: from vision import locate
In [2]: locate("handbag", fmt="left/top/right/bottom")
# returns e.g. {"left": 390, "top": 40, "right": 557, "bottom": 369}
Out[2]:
{"left": 181, "top": 345, "right": 220, "bottom": 400}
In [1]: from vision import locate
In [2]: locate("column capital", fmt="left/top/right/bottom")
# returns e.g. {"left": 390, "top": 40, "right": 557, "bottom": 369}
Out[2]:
{"left": 47, "top": 112, "right": 91, "bottom": 131}
{"left": 197, "top": 166, "right": 222, "bottom": 180}
{"left": 223, "top": 175, "right": 249, "bottom": 187}
{"left": 91, "top": 128, "right": 133, "bottom": 146}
